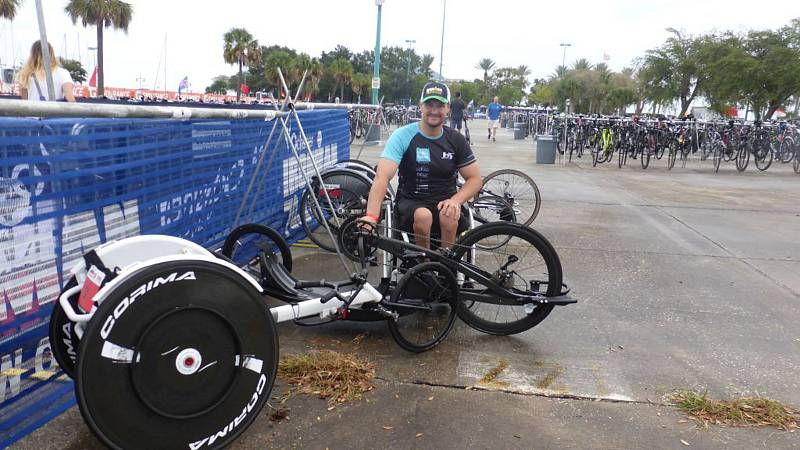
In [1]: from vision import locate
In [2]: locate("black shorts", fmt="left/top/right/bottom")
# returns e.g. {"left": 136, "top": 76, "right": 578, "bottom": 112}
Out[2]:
{"left": 394, "top": 195, "right": 470, "bottom": 237}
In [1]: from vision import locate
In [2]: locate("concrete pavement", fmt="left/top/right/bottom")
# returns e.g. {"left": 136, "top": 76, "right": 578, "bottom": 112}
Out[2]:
{"left": 12, "top": 120, "right": 800, "bottom": 449}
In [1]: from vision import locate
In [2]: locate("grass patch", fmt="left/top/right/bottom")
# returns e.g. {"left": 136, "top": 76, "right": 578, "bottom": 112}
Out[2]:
{"left": 278, "top": 350, "right": 375, "bottom": 404}
{"left": 672, "top": 390, "right": 799, "bottom": 431}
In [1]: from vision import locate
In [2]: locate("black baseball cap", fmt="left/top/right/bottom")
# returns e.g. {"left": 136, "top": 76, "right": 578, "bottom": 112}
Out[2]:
{"left": 420, "top": 82, "right": 450, "bottom": 104}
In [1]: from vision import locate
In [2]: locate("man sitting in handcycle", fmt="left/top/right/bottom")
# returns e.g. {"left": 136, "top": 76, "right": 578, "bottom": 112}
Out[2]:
{"left": 360, "top": 82, "right": 482, "bottom": 250}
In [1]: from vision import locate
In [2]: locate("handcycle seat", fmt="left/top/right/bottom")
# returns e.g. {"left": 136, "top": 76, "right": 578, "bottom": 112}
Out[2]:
{"left": 261, "top": 252, "right": 301, "bottom": 296}
{"left": 259, "top": 252, "right": 335, "bottom": 301}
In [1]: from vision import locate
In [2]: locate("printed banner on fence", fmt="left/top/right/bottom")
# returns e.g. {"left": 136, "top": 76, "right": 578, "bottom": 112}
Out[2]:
{"left": 0, "top": 109, "right": 349, "bottom": 447}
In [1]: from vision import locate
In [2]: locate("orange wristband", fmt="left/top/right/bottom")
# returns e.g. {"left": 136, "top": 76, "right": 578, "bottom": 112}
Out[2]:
{"left": 365, "top": 212, "right": 380, "bottom": 223}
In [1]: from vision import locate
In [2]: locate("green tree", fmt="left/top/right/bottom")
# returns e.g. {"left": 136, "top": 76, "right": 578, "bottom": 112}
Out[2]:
{"left": 475, "top": 58, "right": 495, "bottom": 82}
{"left": 572, "top": 58, "right": 592, "bottom": 71}
{"left": 550, "top": 65, "right": 568, "bottom": 80}
{"left": 65, "top": 0, "right": 133, "bottom": 97}
{"left": 223, "top": 28, "right": 261, "bottom": 101}
{"left": 263, "top": 50, "right": 294, "bottom": 98}
{"left": 638, "top": 28, "right": 706, "bottom": 116}
{"left": 1, "top": 0, "right": 21, "bottom": 19}
{"left": 58, "top": 58, "right": 87, "bottom": 83}
{"left": 329, "top": 58, "right": 353, "bottom": 101}
{"left": 205, "top": 75, "right": 230, "bottom": 94}
{"left": 528, "top": 81, "right": 555, "bottom": 107}
{"left": 350, "top": 73, "right": 370, "bottom": 104}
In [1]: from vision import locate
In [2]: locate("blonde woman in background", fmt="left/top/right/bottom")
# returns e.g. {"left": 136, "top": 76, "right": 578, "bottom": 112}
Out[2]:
{"left": 17, "top": 41, "right": 76, "bottom": 102}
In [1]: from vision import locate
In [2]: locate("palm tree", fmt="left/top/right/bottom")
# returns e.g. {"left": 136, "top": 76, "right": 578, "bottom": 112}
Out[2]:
{"left": 305, "top": 58, "right": 324, "bottom": 101}
{"left": 263, "top": 50, "right": 293, "bottom": 99}
{"left": 290, "top": 53, "right": 312, "bottom": 93}
{"left": 1, "top": 0, "right": 21, "bottom": 19}
{"left": 550, "top": 65, "right": 568, "bottom": 80}
{"left": 516, "top": 65, "right": 531, "bottom": 89}
{"left": 572, "top": 58, "right": 592, "bottom": 71}
{"left": 329, "top": 58, "right": 353, "bottom": 102}
{"left": 350, "top": 73, "right": 370, "bottom": 104}
{"left": 476, "top": 58, "right": 496, "bottom": 82}
{"left": 65, "top": 0, "right": 133, "bottom": 97}
{"left": 223, "top": 28, "right": 261, "bottom": 101}
{"left": 420, "top": 54, "right": 434, "bottom": 78}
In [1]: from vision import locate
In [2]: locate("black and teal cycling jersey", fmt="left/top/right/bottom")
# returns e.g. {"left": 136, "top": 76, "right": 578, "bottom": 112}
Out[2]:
{"left": 380, "top": 122, "right": 476, "bottom": 200}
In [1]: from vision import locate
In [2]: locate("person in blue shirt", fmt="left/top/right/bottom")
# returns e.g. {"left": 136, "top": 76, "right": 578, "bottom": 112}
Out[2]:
{"left": 486, "top": 96, "right": 503, "bottom": 141}
{"left": 359, "top": 82, "right": 482, "bottom": 250}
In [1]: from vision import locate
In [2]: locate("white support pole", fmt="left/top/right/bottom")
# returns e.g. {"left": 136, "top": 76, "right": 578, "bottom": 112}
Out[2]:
{"left": 34, "top": 0, "right": 56, "bottom": 100}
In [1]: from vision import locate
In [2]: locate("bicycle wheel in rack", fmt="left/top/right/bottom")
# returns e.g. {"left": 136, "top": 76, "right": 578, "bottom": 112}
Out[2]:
{"left": 222, "top": 223, "right": 294, "bottom": 273}
{"left": 479, "top": 169, "right": 541, "bottom": 226}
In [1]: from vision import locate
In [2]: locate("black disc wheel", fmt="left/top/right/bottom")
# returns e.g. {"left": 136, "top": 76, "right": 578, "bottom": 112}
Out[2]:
{"left": 222, "top": 223, "right": 293, "bottom": 273}
{"left": 75, "top": 260, "right": 278, "bottom": 450}
{"left": 49, "top": 276, "right": 79, "bottom": 379}
{"left": 386, "top": 261, "right": 458, "bottom": 353}
{"left": 479, "top": 169, "right": 541, "bottom": 225}
{"left": 451, "top": 222, "right": 562, "bottom": 336}
{"left": 299, "top": 169, "right": 371, "bottom": 252}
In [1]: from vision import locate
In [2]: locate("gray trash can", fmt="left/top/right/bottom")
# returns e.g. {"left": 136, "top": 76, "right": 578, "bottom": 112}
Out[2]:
{"left": 365, "top": 125, "right": 381, "bottom": 143}
{"left": 536, "top": 136, "right": 557, "bottom": 164}
{"left": 514, "top": 123, "right": 526, "bottom": 140}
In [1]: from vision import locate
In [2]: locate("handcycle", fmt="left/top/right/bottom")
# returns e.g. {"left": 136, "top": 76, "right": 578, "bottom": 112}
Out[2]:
{"left": 48, "top": 197, "right": 575, "bottom": 449}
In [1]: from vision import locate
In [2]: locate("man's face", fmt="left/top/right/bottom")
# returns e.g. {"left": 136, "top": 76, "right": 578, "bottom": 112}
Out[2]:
{"left": 493, "top": 97, "right": 499, "bottom": 103}
{"left": 421, "top": 100, "right": 449, "bottom": 128}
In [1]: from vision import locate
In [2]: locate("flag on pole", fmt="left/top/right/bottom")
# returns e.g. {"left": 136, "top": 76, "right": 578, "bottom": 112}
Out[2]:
{"left": 240, "top": 83, "right": 250, "bottom": 94}
{"left": 178, "top": 76, "right": 189, "bottom": 94}
{"left": 88, "top": 67, "right": 97, "bottom": 87}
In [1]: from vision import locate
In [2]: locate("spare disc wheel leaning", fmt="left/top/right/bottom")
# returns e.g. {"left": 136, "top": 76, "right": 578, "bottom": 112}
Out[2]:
{"left": 75, "top": 259, "right": 278, "bottom": 450}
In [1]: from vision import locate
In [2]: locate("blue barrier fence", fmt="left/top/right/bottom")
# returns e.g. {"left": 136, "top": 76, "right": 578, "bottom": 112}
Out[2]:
{"left": 0, "top": 109, "right": 349, "bottom": 447}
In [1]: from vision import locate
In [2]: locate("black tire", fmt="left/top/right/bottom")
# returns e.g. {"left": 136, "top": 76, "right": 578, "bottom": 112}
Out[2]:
{"left": 299, "top": 169, "right": 371, "bottom": 252}
{"left": 778, "top": 138, "right": 795, "bottom": 163}
{"left": 451, "top": 222, "right": 562, "bottom": 336}
{"left": 667, "top": 143, "right": 677, "bottom": 170}
{"left": 471, "top": 195, "right": 516, "bottom": 225}
{"left": 386, "top": 261, "right": 458, "bottom": 353}
{"left": 736, "top": 146, "right": 750, "bottom": 172}
{"left": 617, "top": 146, "right": 626, "bottom": 168}
{"left": 75, "top": 259, "right": 278, "bottom": 450}
{"left": 641, "top": 148, "right": 651, "bottom": 169}
{"left": 713, "top": 143, "right": 722, "bottom": 173}
{"left": 592, "top": 148, "right": 600, "bottom": 167}
{"left": 794, "top": 153, "right": 800, "bottom": 174}
{"left": 754, "top": 145, "right": 773, "bottom": 171}
{"left": 479, "top": 169, "right": 541, "bottom": 225}
{"left": 222, "top": 223, "right": 293, "bottom": 272}
{"left": 49, "top": 276, "right": 79, "bottom": 379}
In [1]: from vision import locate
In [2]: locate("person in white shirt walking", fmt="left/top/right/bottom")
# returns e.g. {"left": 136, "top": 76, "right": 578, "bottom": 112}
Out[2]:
{"left": 17, "top": 41, "right": 76, "bottom": 102}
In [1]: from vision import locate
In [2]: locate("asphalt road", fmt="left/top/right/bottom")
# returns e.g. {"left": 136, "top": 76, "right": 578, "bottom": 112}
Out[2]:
{"left": 12, "top": 120, "right": 800, "bottom": 450}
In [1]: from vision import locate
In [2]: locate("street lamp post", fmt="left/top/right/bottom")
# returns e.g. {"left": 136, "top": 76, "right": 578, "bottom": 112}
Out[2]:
{"left": 559, "top": 43, "right": 571, "bottom": 68}
{"left": 372, "top": 0, "right": 384, "bottom": 105}
{"left": 438, "top": 0, "right": 446, "bottom": 81}
{"left": 404, "top": 39, "right": 416, "bottom": 81}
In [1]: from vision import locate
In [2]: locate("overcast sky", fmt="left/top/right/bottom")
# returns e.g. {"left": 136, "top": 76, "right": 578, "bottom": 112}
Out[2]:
{"left": 1, "top": 0, "right": 798, "bottom": 92}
